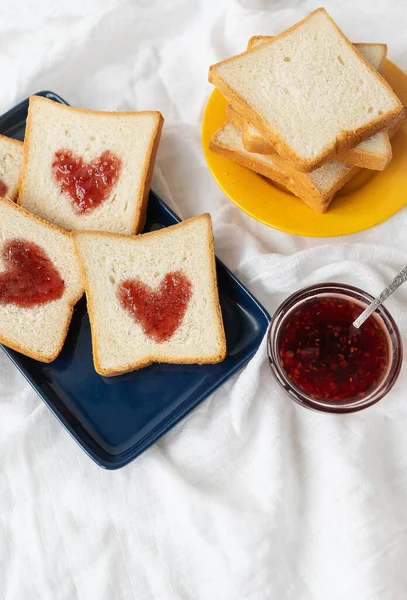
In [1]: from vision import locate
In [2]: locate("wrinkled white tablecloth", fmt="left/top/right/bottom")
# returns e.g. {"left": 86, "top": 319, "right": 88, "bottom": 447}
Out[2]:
{"left": 2, "top": 0, "right": 407, "bottom": 598}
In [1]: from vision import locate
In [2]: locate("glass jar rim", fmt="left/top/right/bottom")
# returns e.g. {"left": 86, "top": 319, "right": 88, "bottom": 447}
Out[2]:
{"left": 267, "top": 282, "right": 403, "bottom": 413}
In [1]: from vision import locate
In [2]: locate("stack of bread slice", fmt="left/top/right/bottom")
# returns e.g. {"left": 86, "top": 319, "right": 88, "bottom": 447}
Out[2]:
{"left": 208, "top": 8, "right": 405, "bottom": 213}
{"left": 0, "top": 97, "right": 226, "bottom": 373}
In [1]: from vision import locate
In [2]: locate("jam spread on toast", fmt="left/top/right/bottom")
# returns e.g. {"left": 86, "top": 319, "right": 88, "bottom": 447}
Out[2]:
{"left": 0, "top": 239, "right": 65, "bottom": 307}
{"left": 52, "top": 149, "right": 121, "bottom": 214}
{"left": 278, "top": 296, "right": 389, "bottom": 401}
{"left": 117, "top": 271, "right": 192, "bottom": 343}
{"left": 0, "top": 180, "right": 8, "bottom": 198}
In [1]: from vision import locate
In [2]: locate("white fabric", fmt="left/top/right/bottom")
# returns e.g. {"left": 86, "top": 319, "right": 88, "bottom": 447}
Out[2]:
{"left": 1, "top": 0, "right": 407, "bottom": 598}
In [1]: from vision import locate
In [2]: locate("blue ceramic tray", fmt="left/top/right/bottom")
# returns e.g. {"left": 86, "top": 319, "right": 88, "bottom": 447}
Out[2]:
{"left": 0, "top": 92, "right": 271, "bottom": 469}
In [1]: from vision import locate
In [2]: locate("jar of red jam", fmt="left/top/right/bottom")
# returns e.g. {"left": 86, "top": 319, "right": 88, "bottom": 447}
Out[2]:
{"left": 267, "top": 283, "right": 402, "bottom": 413}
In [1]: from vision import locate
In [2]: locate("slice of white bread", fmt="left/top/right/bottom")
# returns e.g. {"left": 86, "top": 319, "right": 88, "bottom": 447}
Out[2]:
{"left": 0, "top": 135, "right": 24, "bottom": 201}
{"left": 212, "top": 119, "right": 293, "bottom": 188}
{"left": 208, "top": 8, "right": 403, "bottom": 172}
{"left": 73, "top": 214, "right": 227, "bottom": 376}
{"left": 243, "top": 36, "right": 392, "bottom": 170}
{"left": 210, "top": 122, "right": 359, "bottom": 213}
{"left": 248, "top": 36, "right": 388, "bottom": 66}
{"left": 352, "top": 42, "right": 388, "bottom": 67}
{"left": 19, "top": 96, "right": 163, "bottom": 234}
{"left": 224, "top": 105, "right": 359, "bottom": 203}
{"left": 0, "top": 198, "right": 83, "bottom": 362}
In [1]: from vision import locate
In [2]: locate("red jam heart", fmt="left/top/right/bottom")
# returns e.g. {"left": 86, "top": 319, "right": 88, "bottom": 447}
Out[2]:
{"left": 0, "top": 239, "right": 65, "bottom": 308}
{"left": 0, "top": 179, "right": 8, "bottom": 197}
{"left": 52, "top": 149, "right": 122, "bottom": 214}
{"left": 117, "top": 271, "right": 192, "bottom": 343}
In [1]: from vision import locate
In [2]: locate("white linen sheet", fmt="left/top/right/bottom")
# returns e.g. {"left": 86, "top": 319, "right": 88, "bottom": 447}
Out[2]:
{"left": 1, "top": 0, "right": 407, "bottom": 598}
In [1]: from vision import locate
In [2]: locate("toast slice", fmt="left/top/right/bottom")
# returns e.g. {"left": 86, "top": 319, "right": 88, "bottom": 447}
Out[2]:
{"left": 225, "top": 106, "right": 359, "bottom": 204}
{"left": 242, "top": 37, "right": 392, "bottom": 170}
{"left": 248, "top": 36, "right": 388, "bottom": 65}
{"left": 19, "top": 96, "right": 163, "bottom": 234}
{"left": 73, "top": 214, "right": 227, "bottom": 376}
{"left": 210, "top": 122, "right": 359, "bottom": 213}
{"left": 0, "top": 135, "right": 24, "bottom": 201}
{"left": 0, "top": 198, "right": 83, "bottom": 362}
{"left": 209, "top": 8, "right": 403, "bottom": 172}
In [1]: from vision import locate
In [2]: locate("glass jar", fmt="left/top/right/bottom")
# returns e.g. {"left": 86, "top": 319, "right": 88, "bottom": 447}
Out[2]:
{"left": 267, "top": 283, "right": 403, "bottom": 413}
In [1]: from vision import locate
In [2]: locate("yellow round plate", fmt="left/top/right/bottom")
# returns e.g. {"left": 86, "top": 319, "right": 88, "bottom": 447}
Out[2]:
{"left": 202, "top": 60, "right": 407, "bottom": 237}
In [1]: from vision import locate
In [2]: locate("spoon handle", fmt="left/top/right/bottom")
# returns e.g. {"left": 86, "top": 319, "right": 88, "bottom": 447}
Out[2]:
{"left": 353, "top": 264, "right": 407, "bottom": 329}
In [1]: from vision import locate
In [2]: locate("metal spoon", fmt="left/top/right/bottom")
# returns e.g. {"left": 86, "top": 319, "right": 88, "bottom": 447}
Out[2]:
{"left": 352, "top": 264, "right": 407, "bottom": 329}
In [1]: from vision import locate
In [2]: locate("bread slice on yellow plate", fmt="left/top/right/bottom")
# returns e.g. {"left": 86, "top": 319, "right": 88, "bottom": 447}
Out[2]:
{"left": 19, "top": 96, "right": 163, "bottom": 234}
{"left": 241, "top": 36, "right": 392, "bottom": 171}
{"left": 209, "top": 8, "right": 403, "bottom": 172}
{"left": 0, "top": 198, "right": 83, "bottom": 362}
{"left": 73, "top": 214, "right": 227, "bottom": 376}
{"left": 210, "top": 122, "right": 359, "bottom": 213}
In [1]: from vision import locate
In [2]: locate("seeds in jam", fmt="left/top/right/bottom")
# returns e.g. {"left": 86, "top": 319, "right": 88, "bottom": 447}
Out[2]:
{"left": 117, "top": 271, "right": 192, "bottom": 343}
{"left": 0, "top": 239, "right": 65, "bottom": 307}
{"left": 52, "top": 149, "right": 121, "bottom": 214}
{"left": 278, "top": 295, "right": 390, "bottom": 401}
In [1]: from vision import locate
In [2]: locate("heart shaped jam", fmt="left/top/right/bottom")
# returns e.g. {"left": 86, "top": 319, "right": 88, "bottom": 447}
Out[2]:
{"left": 0, "top": 179, "right": 8, "bottom": 198}
{"left": 117, "top": 271, "right": 192, "bottom": 343}
{"left": 52, "top": 149, "right": 122, "bottom": 214}
{"left": 0, "top": 239, "right": 65, "bottom": 308}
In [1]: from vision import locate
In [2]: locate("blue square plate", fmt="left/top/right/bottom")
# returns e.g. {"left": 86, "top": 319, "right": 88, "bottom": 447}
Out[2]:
{"left": 0, "top": 92, "right": 271, "bottom": 469}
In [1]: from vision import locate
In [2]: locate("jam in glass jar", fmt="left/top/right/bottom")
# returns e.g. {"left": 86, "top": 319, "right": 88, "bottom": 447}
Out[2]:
{"left": 268, "top": 283, "right": 402, "bottom": 413}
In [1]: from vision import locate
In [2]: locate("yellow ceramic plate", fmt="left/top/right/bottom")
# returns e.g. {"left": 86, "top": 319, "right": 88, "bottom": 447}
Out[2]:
{"left": 202, "top": 60, "right": 407, "bottom": 237}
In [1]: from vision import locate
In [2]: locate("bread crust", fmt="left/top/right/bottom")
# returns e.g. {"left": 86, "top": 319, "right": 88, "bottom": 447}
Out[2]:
{"left": 221, "top": 118, "right": 352, "bottom": 202}
{"left": 337, "top": 136, "right": 392, "bottom": 170}
{"left": 210, "top": 125, "right": 291, "bottom": 188}
{"left": 134, "top": 114, "right": 164, "bottom": 233}
{"left": 210, "top": 123, "right": 360, "bottom": 213}
{"left": 0, "top": 197, "right": 84, "bottom": 362}
{"left": 209, "top": 8, "right": 403, "bottom": 172}
{"left": 242, "top": 126, "right": 275, "bottom": 155}
{"left": 73, "top": 214, "right": 227, "bottom": 376}
{"left": 241, "top": 110, "right": 394, "bottom": 171}
{"left": 0, "top": 134, "right": 23, "bottom": 149}
{"left": 19, "top": 96, "right": 164, "bottom": 234}
{"left": 0, "top": 134, "right": 23, "bottom": 202}
{"left": 248, "top": 36, "right": 388, "bottom": 66}
{"left": 388, "top": 107, "right": 407, "bottom": 138}
{"left": 225, "top": 104, "right": 248, "bottom": 133}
